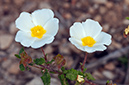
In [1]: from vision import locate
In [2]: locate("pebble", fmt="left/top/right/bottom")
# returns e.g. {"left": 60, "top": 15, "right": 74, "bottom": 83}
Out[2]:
{"left": 102, "top": 70, "right": 115, "bottom": 79}
{"left": 26, "top": 77, "right": 44, "bottom": 85}
{"left": 111, "top": 40, "right": 122, "bottom": 49}
{"left": 0, "top": 34, "right": 14, "bottom": 50}
{"left": 92, "top": 70, "right": 104, "bottom": 79}
{"left": 2, "top": 59, "right": 12, "bottom": 69}
{"left": 125, "top": 0, "right": 129, "bottom": 5}
{"left": 26, "top": 77, "right": 60, "bottom": 85}
{"left": 123, "top": 19, "right": 129, "bottom": 25}
{"left": 93, "top": 0, "right": 107, "bottom": 4}
{"left": 0, "top": 51, "right": 6, "bottom": 57}
{"left": 9, "top": 22, "right": 18, "bottom": 34}
{"left": 7, "top": 62, "right": 20, "bottom": 74}
{"left": 13, "top": 0, "right": 24, "bottom": 6}
{"left": 99, "top": 6, "right": 107, "bottom": 14}
{"left": 104, "top": 62, "right": 115, "bottom": 71}
{"left": 106, "top": 1, "right": 113, "bottom": 8}
{"left": 44, "top": 45, "right": 53, "bottom": 54}
{"left": 64, "top": 13, "right": 72, "bottom": 19}
{"left": 103, "top": 24, "right": 110, "bottom": 32}
{"left": 39, "top": 2, "right": 51, "bottom": 9}
{"left": 21, "top": 2, "right": 37, "bottom": 11}
{"left": 94, "top": 15, "right": 102, "bottom": 22}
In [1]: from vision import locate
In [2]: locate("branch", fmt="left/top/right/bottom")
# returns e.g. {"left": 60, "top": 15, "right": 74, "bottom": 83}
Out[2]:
{"left": 85, "top": 46, "right": 129, "bottom": 71}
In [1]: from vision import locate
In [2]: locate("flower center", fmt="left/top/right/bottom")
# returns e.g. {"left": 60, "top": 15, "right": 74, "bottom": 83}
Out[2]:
{"left": 31, "top": 25, "right": 46, "bottom": 39}
{"left": 81, "top": 36, "right": 96, "bottom": 47}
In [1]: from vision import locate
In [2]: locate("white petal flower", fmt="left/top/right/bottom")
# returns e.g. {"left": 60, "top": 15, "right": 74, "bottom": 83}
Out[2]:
{"left": 69, "top": 19, "right": 112, "bottom": 53}
{"left": 15, "top": 9, "right": 59, "bottom": 48}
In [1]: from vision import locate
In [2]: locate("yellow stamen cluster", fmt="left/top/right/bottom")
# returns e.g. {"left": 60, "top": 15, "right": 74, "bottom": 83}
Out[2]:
{"left": 31, "top": 25, "right": 46, "bottom": 39}
{"left": 81, "top": 36, "right": 96, "bottom": 47}
{"left": 124, "top": 25, "right": 129, "bottom": 35}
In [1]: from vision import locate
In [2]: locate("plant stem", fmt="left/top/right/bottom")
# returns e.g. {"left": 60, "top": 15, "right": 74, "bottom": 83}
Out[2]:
{"left": 41, "top": 47, "right": 47, "bottom": 62}
{"left": 81, "top": 52, "right": 88, "bottom": 72}
{"left": 39, "top": 65, "right": 62, "bottom": 74}
{"left": 85, "top": 80, "right": 97, "bottom": 85}
{"left": 29, "top": 64, "right": 62, "bottom": 74}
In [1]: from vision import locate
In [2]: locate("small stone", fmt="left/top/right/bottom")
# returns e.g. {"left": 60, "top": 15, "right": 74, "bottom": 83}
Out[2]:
{"left": 88, "top": 7, "right": 95, "bottom": 14}
{"left": 125, "top": 0, "right": 129, "bottom": 5}
{"left": 51, "top": 78, "right": 61, "bottom": 85}
{"left": 123, "top": 19, "right": 129, "bottom": 25}
{"left": 99, "top": 6, "right": 107, "bottom": 14}
{"left": 26, "top": 77, "right": 43, "bottom": 85}
{"left": 13, "top": 0, "right": 24, "bottom": 6}
{"left": 93, "top": 0, "right": 107, "bottom": 4}
{"left": 64, "top": 13, "right": 72, "bottom": 19}
{"left": 102, "top": 70, "right": 115, "bottom": 79}
{"left": 63, "top": 2, "right": 70, "bottom": 8}
{"left": 0, "top": 51, "right": 6, "bottom": 57}
{"left": 9, "top": 22, "right": 18, "bottom": 34}
{"left": 7, "top": 62, "right": 20, "bottom": 74}
{"left": 104, "top": 63, "right": 115, "bottom": 71}
{"left": 21, "top": 2, "right": 37, "bottom": 11}
{"left": 103, "top": 24, "right": 109, "bottom": 32}
{"left": 2, "top": 59, "right": 12, "bottom": 69}
{"left": 39, "top": 2, "right": 51, "bottom": 9}
{"left": 94, "top": 15, "right": 101, "bottom": 22}
{"left": 111, "top": 40, "right": 122, "bottom": 49}
{"left": 0, "top": 34, "right": 14, "bottom": 50}
{"left": 106, "top": 1, "right": 113, "bottom": 8}
{"left": 92, "top": 70, "right": 104, "bottom": 79}
{"left": 44, "top": 45, "right": 53, "bottom": 54}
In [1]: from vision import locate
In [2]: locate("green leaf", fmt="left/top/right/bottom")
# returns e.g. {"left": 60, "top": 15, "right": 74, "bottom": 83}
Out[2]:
{"left": 41, "top": 69, "right": 51, "bottom": 85}
{"left": 66, "top": 73, "right": 77, "bottom": 80}
{"left": 19, "top": 47, "right": 24, "bottom": 55}
{"left": 15, "top": 54, "right": 21, "bottom": 59}
{"left": 61, "top": 67, "right": 65, "bottom": 72}
{"left": 19, "top": 64, "right": 25, "bottom": 71}
{"left": 83, "top": 68, "right": 87, "bottom": 73}
{"left": 106, "top": 80, "right": 110, "bottom": 83}
{"left": 46, "top": 59, "right": 54, "bottom": 64}
{"left": 28, "top": 63, "right": 34, "bottom": 66}
{"left": 34, "top": 58, "right": 45, "bottom": 65}
{"left": 126, "top": 17, "right": 129, "bottom": 20}
{"left": 86, "top": 73, "right": 95, "bottom": 81}
{"left": 58, "top": 74, "right": 69, "bottom": 85}
{"left": 64, "top": 68, "right": 84, "bottom": 81}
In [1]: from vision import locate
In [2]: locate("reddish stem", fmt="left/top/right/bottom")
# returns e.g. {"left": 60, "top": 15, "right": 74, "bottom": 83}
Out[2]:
{"left": 81, "top": 52, "right": 88, "bottom": 72}
{"left": 85, "top": 80, "right": 97, "bottom": 85}
{"left": 41, "top": 47, "right": 47, "bottom": 62}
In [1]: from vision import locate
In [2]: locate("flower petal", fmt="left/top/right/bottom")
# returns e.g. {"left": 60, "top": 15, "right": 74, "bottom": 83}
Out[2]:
{"left": 69, "top": 37, "right": 107, "bottom": 53}
{"left": 31, "top": 34, "right": 54, "bottom": 48}
{"left": 69, "top": 38, "right": 85, "bottom": 51}
{"left": 32, "top": 9, "right": 54, "bottom": 26}
{"left": 70, "top": 22, "right": 85, "bottom": 40}
{"left": 95, "top": 32, "right": 112, "bottom": 45}
{"left": 15, "top": 12, "right": 35, "bottom": 32}
{"left": 84, "top": 45, "right": 107, "bottom": 53}
{"left": 82, "top": 19, "right": 102, "bottom": 38}
{"left": 44, "top": 18, "right": 59, "bottom": 36}
{"left": 15, "top": 31, "right": 35, "bottom": 47}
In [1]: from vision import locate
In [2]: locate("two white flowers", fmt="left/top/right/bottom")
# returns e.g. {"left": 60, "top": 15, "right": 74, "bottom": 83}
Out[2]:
{"left": 15, "top": 9, "right": 112, "bottom": 53}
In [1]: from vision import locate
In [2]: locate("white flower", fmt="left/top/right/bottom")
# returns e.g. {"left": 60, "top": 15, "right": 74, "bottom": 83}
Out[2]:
{"left": 69, "top": 19, "right": 112, "bottom": 53}
{"left": 15, "top": 9, "right": 59, "bottom": 48}
{"left": 77, "top": 75, "right": 84, "bottom": 83}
